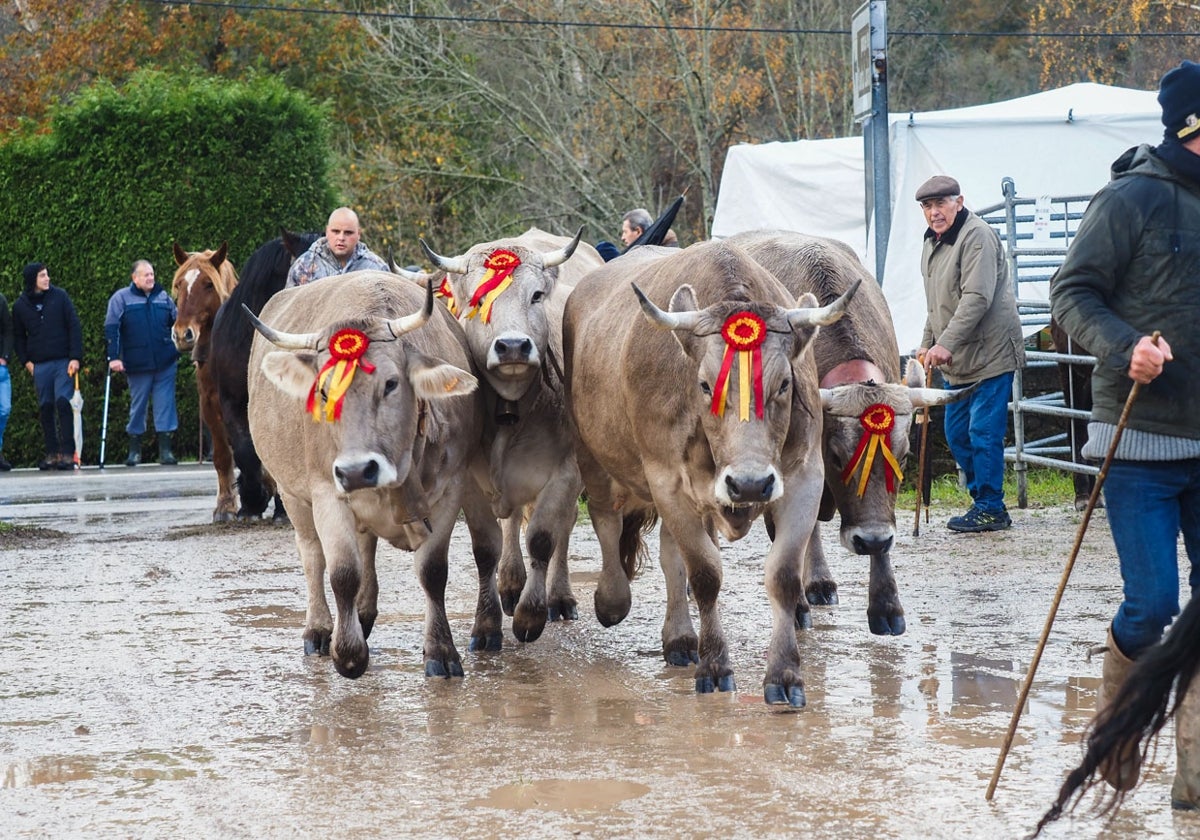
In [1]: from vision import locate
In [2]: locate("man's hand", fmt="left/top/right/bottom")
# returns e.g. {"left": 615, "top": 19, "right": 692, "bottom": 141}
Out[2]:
{"left": 924, "top": 343, "right": 953, "bottom": 369}
{"left": 24, "top": 361, "right": 33, "bottom": 374}
{"left": 1129, "top": 334, "right": 1171, "bottom": 385}
{"left": 109, "top": 359, "right": 124, "bottom": 373}
{"left": 67, "top": 359, "right": 80, "bottom": 377}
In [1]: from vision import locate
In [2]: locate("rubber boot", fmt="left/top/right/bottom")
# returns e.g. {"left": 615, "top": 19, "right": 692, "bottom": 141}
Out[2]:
{"left": 1098, "top": 625, "right": 1142, "bottom": 791}
{"left": 158, "top": 432, "right": 178, "bottom": 466}
{"left": 1172, "top": 676, "right": 1200, "bottom": 809}
{"left": 125, "top": 434, "right": 142, "bottom": 467}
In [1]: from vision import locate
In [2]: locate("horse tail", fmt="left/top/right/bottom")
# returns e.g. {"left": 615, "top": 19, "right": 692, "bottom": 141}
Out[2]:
{"left": 1034, "top": 595, "right": 1200, "bottom": 836}
{"left": 618, "top": 508, "right": 657, "bottom": 581}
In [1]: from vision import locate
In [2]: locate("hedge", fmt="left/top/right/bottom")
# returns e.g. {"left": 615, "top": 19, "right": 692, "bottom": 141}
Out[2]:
{"left": 0, "top": 70, "right": 337, "bottom": 467}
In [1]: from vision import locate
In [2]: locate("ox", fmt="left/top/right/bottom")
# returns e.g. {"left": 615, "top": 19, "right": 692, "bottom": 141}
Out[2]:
{"left": 421, "top": 228, "right": 604, "bottom": 643}
{"left": 172, "top": 242, "right": 239, "bottom": 522}
{"left": 209, "top": 230, "right": 319, "bottom": 521}
{"left": 727, "top": 230, "right": 968, "bottom": 636}
{"left": 563, "top": 241, "right": 855, "bottom": 706}
{"left": 247, "top": 272, "right": 502, "bottom": 678}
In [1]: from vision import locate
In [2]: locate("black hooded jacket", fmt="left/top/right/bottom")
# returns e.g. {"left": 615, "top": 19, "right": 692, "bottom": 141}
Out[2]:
{"left": 12, "top": 270, "right": 83, "bottom": 365}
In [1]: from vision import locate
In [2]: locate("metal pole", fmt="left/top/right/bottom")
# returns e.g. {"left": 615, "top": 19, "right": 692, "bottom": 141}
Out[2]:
{"left": 986, "top": 332, "right": 1158, "bottom": 801}
{"left": 99, "top": 366, "right": 112, "bottom": 469}
{"left": 913, "top": 363, "right": 932, "bottom": 536}
{"left": 869, "top": 1, "right": 890, "bottom": 287}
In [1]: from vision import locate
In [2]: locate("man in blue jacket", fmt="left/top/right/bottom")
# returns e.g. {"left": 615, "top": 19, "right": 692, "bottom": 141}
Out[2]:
{"left": 13, "top": 262, "right": 82, "bottom": 470}
{"left": 105, "top": 260, "right": 180, "bottom": 466}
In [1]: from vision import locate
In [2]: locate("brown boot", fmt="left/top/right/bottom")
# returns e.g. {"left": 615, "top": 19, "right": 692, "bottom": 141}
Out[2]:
{"left": 1097, "top": 626, "right": 1142, "bottom": 791}
{"left": 1173, "top": 675, "right": 1200, "bottom": 809}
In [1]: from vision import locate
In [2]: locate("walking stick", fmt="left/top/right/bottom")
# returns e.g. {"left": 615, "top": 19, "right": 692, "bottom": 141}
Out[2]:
{"left": 913, "top": 362, "right": 933, "bottom": 537}
{"left": 98, "top": 365, "right": 112, "bottom": 469}
{"left": 985, "top": 331, "right": 1160, "bottom": 801}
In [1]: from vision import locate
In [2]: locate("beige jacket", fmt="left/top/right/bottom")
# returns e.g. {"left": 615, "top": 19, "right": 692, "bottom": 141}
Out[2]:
{"left": 919, "top": 209, "right": 1025, "bottom": 385}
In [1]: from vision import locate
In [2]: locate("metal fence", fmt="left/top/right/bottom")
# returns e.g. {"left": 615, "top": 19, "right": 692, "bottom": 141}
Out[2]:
{"left": 975, "top": 177, "right": 1099, "bottom": 508}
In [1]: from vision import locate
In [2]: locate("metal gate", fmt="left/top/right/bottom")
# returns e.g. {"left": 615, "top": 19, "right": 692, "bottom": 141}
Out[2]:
{"left": 975, "top": 178, "right": 1099, "bottom": 509}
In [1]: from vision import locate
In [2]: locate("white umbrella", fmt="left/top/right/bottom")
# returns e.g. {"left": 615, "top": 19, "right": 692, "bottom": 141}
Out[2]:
{"left": 70, "top": 373, "right": 84, "bottom": 468}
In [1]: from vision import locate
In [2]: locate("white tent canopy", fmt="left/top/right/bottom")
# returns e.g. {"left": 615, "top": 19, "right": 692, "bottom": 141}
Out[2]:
{"left": 711, "top": 83, "right": 1163, "bottom": 352}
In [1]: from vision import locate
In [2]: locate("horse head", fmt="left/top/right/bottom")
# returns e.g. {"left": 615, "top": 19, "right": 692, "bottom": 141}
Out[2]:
{"left": 171, "top": 241, "right": 238, "bottom": 358}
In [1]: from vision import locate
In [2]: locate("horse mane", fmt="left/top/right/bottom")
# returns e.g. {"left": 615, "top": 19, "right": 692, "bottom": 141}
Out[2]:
{"left": 175, "top": 246, "right": 240, "bottom": 303}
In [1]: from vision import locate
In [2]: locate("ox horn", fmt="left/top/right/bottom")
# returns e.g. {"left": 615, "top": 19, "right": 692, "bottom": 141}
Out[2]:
{"left": 388, "top": 256, "right": 437, "bottom": 285}
{"left": 419, "top": 239, "right": 469, "bottom": 275}
{"left": 542, "top": 226, "right": 584, "bottom": 268}
{"left": 786, "top": 277, "right": 862, "bottom": 329}
{"left": 384, "top": 277, "right": 435, "bottom": 338}
{"left": 242, "top": 303, "right": 320, "bottom": 350}
{"left": 632, "top": 283, "right": 703, "bottom": 332}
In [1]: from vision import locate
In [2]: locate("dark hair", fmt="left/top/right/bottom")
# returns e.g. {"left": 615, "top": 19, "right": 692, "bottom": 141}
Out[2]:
{"left": 22, "top": 262, "right": 46, "bottom": 294}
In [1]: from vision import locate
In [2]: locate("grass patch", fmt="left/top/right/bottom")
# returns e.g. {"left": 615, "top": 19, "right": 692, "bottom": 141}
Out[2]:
{"left": 898, "top": 466, "right": 1076, "bottom": 511}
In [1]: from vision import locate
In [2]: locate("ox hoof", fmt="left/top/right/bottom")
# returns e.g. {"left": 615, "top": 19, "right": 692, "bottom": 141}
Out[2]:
{"left": 664, "top": 648, "right": 700, "bottom": 667}
{"left": 868, "top": 613, "right": 906, "bottom": 636}
{"left": 793, "top": 607, "right": 813, "bottom": 631}
{"left": 304, "top": 635, "right": 331, "bottom": 656}
{"left": 469, "top": 632, "right": 503, "bottom": 652}
{"left": 212, "top": 510, "right": 237, "bottom": 524}
{"left": 548, "top": 601, "right": 579, "bottom": 622}
{"left": 805, "top": 581, "right": 839, "bottom": 606}
{"left": 425, "top": 659, "right": 465, "bottom": 678}
{"left": 696, "top": 674, "right": 736, "bottom": 694}
{"left": 500, "top": 593, "right": 519, "bottom": 618}
{"left": 334, "top": 654, "right": 368, "bottom": 679}
{"left": 764, "top": 683, "right": 807, "bottom": 707}
{"left": 512, "top": 614, "right": 547, "bottom": 644}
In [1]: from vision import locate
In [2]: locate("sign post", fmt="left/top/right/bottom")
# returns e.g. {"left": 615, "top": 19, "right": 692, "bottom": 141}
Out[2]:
{"left": 852, "top": 1, "right": 889, "bottom": 287}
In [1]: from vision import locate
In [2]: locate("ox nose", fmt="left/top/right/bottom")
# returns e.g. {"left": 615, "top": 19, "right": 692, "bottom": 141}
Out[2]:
{"left": 493, "top": 336, "right": 533, "bottom": 364}
{"left": 335, "top": 459, "right": 381, "bottom": 492}
{"left": 724, "top": 472, "right": 776, "bottom": 504}
{"left": 852, "top": 533, "right": 894, "bottom": 556}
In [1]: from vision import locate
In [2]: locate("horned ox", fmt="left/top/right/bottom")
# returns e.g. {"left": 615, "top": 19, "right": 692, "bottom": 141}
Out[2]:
{"left": 727, "top": 230, "right": 968, "bottom": 635}
{"left": 421, "top": 228, "right": 603, "bottom": 643}
{"left": 563, "top": 241, "right": 856, "bottom": 705}
{"left": 246, "top": 272, "right": 503, "bottom": 678}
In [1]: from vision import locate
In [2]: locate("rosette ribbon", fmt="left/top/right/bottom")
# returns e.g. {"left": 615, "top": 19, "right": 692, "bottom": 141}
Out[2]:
{"left": 840, "top": 403, "right": 904, "bottom": 497}
{"left": 712, "top": 311, "right": 766, "bottom": 421}
{"left": 307, "top": 328, "right": 376, "bottom": 422}
{"left": 466, "top": 249, "right": 520, "bottom": 322}
{"left": 435, "top": 277, "right": 458, "bottom": 316}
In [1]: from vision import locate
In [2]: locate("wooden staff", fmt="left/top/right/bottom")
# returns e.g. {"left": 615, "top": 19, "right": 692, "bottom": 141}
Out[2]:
{"left": 913, "top": 362, "right": 933, "bottom": 537}
{"left": 986, "top": 331, "right": 1160, "bottom": 801}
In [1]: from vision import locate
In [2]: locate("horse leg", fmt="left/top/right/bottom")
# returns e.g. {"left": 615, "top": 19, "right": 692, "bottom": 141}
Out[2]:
{"left": 197, "top": 364, "right": 237, "bottom": 523}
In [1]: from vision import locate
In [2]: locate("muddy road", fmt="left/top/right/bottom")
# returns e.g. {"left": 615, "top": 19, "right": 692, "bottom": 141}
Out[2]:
{"left": 0, "top": 465, "right": 1195, "bottom": 838}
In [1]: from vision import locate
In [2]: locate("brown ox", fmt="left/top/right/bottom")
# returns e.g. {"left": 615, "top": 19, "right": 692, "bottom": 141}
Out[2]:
{"left": 563, "top": 241, "right": 855, "bottom": 706}
{"left": 421, "top": 228, "right": 603, "bottom": 644}
{"left": 246, "top": 272, "right": 503, "bottom": 678}
{"left": 727, "top": 230, "right": 968, "bottom": 636}
{"left": 171, "top": 242, "right": 239, "bottom": 522}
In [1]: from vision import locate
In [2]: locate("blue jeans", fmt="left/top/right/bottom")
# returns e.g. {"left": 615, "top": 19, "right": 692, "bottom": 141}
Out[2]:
{"left": 1105, "top": 458, "right": 1200, "bottom": 657}
{"left": 32, "top": 359, "right": 74, "bottom": 455}
{"left": 125, "top": 361, "right": 178, "bottom": 436}
{"left": 0, "top": 363, "right": 10, "bottom": 451}
{"left": 943, "top": 371, "right": 1014, "bottom": 514}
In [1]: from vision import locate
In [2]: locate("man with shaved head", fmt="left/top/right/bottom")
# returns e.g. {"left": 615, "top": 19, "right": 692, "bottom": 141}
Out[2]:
{"left": 285, "top": 206, "right": 388, "bottom": 287}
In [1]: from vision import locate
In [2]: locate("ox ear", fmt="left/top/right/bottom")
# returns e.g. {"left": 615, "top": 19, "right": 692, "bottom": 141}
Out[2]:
{"left": 260, "top": 351, "right": 318, "bottom": 401}
{"left": 408, "top": 352, "right": 478, "bottom": 400}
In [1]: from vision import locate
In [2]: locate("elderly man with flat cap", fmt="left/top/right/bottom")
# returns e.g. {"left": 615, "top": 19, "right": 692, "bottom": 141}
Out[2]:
{"left": 1049, "top": 59, "right": 1200, "bottom": 807}
{"left": 915, "top": 173, "right": 1024, "bottom": 533}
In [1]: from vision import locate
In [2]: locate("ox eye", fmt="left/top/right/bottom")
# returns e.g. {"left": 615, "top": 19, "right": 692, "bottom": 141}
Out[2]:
{"left": 530, "top": 290, "right": 545, "bottom": 304}
{"left": 699, "top": 381, "right": 712, "bottom": 396}
{"left": 777, "top": 379, "right": 790, "bottom": 396}
{"left": 383, "top": 377, "right": 400, "bottom": 396}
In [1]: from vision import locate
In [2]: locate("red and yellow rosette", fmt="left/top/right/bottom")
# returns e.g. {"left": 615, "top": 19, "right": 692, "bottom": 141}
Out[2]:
{"left": 712, "top": 311, "right": 766, "bottom": 421}
{"left": 435, "top": 277, "right": 458, "bottom": 316}
{"left": 307, "top": 328, "right": 376, "bottom": 422}
{"left": 840, "top": 403, "right": 904, "bottom": 497}
{"left": 466, "top": 249, "right": 520, "bottom": 322}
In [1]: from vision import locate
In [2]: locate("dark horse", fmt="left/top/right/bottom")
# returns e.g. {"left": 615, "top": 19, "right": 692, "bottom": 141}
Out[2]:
{"left": 1034, "top": 593, "right": 1200, "bottom": 835}
{"left": 1049, "top": 317, "right": 1098, "bottom": 511}
{"left": 209, "top": 229, "right": 318, "bottom": 520}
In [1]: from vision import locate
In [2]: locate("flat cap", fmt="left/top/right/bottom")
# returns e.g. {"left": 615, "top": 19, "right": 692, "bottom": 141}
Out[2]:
{"left": 915, "top": 175, "right": 961, "bottom": 202}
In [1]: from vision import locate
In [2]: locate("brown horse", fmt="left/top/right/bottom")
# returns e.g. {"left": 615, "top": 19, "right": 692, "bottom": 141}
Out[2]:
{"left": 172, "top": 242, "right": 239, "bottom": 523}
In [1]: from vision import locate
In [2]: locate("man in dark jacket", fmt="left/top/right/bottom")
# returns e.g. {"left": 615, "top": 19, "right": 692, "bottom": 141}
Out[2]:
{"left": 105, "top": 260, "right": 179, "bottom": 466}
{"left": 1050, "top": 59, "right": 1200, "bottom": 804}
{"left": 12, "top": 262, "right": 82, "bottom": 470}
{"left": 0, "top": 288, "right": 13, "bottom": 470}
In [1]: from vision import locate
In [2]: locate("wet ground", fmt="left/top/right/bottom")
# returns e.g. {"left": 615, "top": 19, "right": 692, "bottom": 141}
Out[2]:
{"left": 1, "top": 464, "right": 1196, "bottom": 838}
